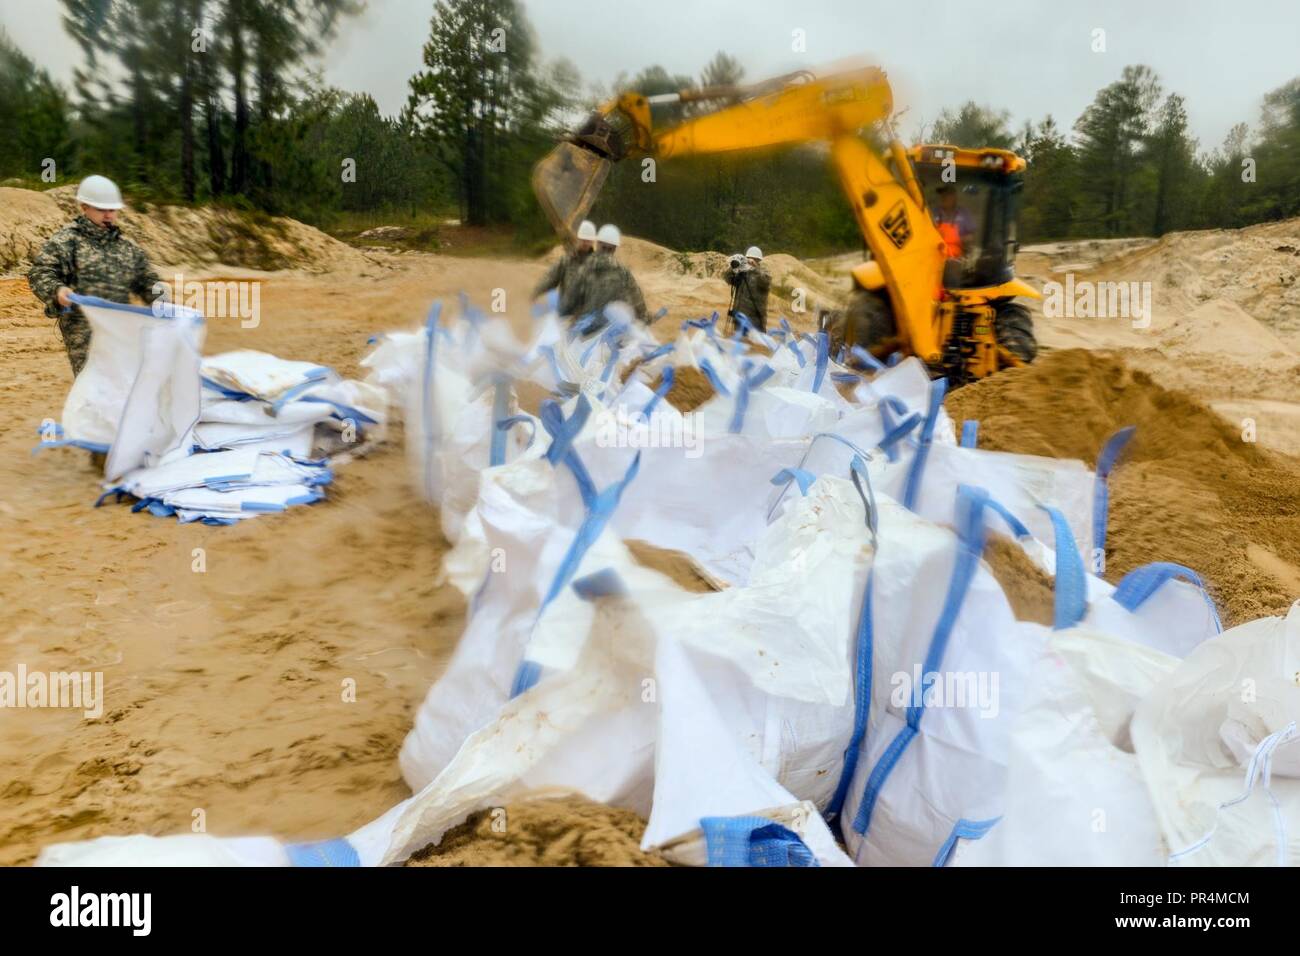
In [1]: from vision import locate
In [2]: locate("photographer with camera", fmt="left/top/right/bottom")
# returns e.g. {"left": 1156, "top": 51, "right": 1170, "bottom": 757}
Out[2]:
{"left": 725, "top": 245, "right": 771, "bottom": 334}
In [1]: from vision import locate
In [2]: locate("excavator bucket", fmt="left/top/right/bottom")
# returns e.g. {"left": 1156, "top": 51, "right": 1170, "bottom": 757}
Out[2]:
{"left": 531, "top": 142, "right": 612, "bottom": 237}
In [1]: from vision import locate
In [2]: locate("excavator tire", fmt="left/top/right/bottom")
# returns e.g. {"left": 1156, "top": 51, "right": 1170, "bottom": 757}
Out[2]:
{"left": 835, "top": 287, "right": 898, "bottom": 360}
{"left": 994, "top": 302, "right": 1038, "bottom": 364}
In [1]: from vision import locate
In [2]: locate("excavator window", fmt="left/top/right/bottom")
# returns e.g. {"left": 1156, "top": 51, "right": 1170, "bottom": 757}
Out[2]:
{"left": 914, "top": 163, "right": 1022, "bottom": 289}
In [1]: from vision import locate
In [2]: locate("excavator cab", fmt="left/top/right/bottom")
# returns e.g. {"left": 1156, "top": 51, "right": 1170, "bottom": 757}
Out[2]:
{"left": 837, "top": 143, "right": 1040, "bottom": 382}
{"left": 908, "top": 145, "right": 1024, "bottom": 289}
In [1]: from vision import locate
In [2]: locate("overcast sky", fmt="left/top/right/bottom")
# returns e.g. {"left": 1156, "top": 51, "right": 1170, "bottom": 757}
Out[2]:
{"left": 3, "top": 0, "right": 1295, "bottom": 151}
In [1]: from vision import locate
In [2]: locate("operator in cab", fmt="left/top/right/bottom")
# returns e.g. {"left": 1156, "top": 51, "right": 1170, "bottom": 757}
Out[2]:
{"left": 932, "top": 183, "right": 974, "bottom": 261}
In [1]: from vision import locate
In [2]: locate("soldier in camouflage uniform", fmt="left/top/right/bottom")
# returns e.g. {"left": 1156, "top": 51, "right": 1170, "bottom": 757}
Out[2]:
{"left": 558, "top": 224, "right": 649, "bottom": 332}
{"left": 725, "top": 245, "right": 772, "bottom": 334}
{"left": 533, "top": 219, "right": 597, "bottom": 302}
{"left": 28, "top": 175, "right": 166, "bottom": 378}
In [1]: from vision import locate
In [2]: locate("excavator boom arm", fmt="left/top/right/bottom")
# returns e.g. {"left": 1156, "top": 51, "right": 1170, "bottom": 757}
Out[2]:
{"left": 535, "top": 66, "right": 895, "bottom": 230}
{"left": 649, "top": 68, "right": 894, "bottom": 159}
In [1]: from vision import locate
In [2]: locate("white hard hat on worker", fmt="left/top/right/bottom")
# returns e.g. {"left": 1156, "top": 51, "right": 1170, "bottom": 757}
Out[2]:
{"left": 576, "top": 220, "right": 597, "bottom": 242}
{"left": 77, "top": 175, "right": 125, "bottom": 211}
{"left": 597, "top": 224, "right": 621, "bottom": 249}
{"left": 746, "top": 246, "right": 763, "bottom": 261}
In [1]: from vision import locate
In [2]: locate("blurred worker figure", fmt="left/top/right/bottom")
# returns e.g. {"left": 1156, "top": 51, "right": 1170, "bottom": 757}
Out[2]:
{"left": 29, "top": 175, "right": 167, "bottom": 379}
{"left": 932, "top": 183, "right": 974, "bottom": 260}
{"left": 725, "top": 245, "right": 771, "bottom": 333}
{"left": 559, "top": 223, "right": 649, "bottom": 331}
{"left": 533, "top": 219, "right": 597, "bottom": 301}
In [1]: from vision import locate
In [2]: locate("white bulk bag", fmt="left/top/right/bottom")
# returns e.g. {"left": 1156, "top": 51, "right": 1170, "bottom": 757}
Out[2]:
{"left": 404, "top": 307, "right": 536, "bottom": 541}
{"left": 1082, "top": 561, "right": 1221, "bottom": 659}
{"left": 201, "top": 350, "right": 336, "bottom": 403}
{"left": 38, "top": 834, "right": 291, "bottom": 867}
{"left": 385, "top": 575, "right": 664, "bottom": 864}
{"left": 399, "top": 438, "right": 640, "bottom": 789}
{"left": 643, "top": 634, "right": 854, "bottom": 866}
{"left": 199, "top": 398, "right": 335, "bottom": 427}
{"left": 853, "top": 356, "right": 934, "bottom": 412}
{"left": 566, "top": 391, "right": 811, "bottom": 584}
{"left": 529, "top": 471, "right": 873, "bottom": 809}
{"left": 691, "top": 381, "right": 841, "bottom": 441}
{"left": 293, "top": 379, "right": 388, "bottom": 429}
{"left": 837, "top": 485, "right": 1052, "bottom": 866}
{"left": 192, "top": 420, "right": 317, "bottom": 457}
{"left": 361, "top": 329, "right": 428, "bottom": 398}
{"left": 1132, "top": 602, "right": 1300, "bottom": 866}
{"left": 59, "top": 295, "right": 205, "bottom": 464}
{"left": 953, "top": 627, "right": 1177, "bottom": 866}
{"left": 112, "top": 448, "right": 325, "bottom": 500}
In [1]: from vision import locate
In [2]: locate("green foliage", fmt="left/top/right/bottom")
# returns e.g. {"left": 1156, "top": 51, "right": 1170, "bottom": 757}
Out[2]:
{"left": 700, "top": 52, "right": 745, "bottom": 90}
{"left": 245, "top": 87, "right": 447, "bottom": 225}
{"left": 1146, "top": 93, "right": 1199, "bottom": 235}
{"left": 0, "top": 29, "right": 74, "bottom": 180}
{"left": 931, "top": 102, "right": 1015, "bottom": 150}
{"left": 5, "top": 4, "right": 1300, "bottom": 262}
{"left": 593, "top": 144, "right": 860, "bottom": 258}
{"left": 405, "top": 0, "right": 562, "bottom": 228}
{"left": 1071, "top": 65, "right": 1162, "bottom": 236}
{"left": 1249, "top": 79, "right": 1300, "bottom": 220}
{"left": 1015, "top": 67, "right": 1300, "bottom": 242}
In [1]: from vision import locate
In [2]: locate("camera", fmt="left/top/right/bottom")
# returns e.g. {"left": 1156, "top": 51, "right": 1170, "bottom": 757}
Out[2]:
{"left": 728, "top": 253, "right": 749, "bottom": 272}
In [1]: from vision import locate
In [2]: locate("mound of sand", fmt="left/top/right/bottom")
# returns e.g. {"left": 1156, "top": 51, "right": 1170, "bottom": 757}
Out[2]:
{"left": 0, "top": 187, "right": 67, "bottom": 276}
{"left": 1017, "top": 237, "right": 1157, "bottom": 276}
{"left": 653, "top": 364, "right": 715, "bottom": 411}
{"left": 404, "top": 796, "right": 668, "bottom": 867}
{"left": 1157, "top": 298, "right": 1297, "bottom": 367}
{"left": 947, "top": 349, "right": 1300, "bottom": 626}
{"left": 0, "top": 185, "right": 384, "bottom": 277}
{"left": 1070, "top": 218, "right": 1300, "bottom": 342}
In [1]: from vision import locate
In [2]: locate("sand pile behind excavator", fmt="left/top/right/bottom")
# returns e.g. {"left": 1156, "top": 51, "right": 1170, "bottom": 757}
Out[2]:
{"left": 947, "top": 349, "right": 1300, "bottom": 626}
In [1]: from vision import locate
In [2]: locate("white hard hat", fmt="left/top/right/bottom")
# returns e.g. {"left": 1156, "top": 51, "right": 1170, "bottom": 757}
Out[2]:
{"left": 596, "top": 223, "right": 621, "bottom": 247}
{"left": 576, "top": 220, "right": 597, "bottom": 241}
{"left": 76, "top": 175, "right": 125, "bottom": 210}
{"left": 746, "top": 246, "right": 763, "bottom": 260}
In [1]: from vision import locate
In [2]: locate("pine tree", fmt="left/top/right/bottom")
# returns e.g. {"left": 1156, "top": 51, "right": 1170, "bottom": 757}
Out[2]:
{"left": 406, "top": 0, "right": 542, "bottom": 225}
{"left": 1148, "top": 93, "right": 1197, "bottom": 235}
{"left": 1073, "top": 65, "right": 1161, "bottom": 235}
{"left": 931, "top": 102, "right": 1015, "bottom": 149}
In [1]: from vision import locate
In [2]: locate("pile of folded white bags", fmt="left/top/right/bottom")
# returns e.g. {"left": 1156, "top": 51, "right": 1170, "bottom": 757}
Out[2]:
{"left": 47, "top": 294, "right": 386, "bottom": 524}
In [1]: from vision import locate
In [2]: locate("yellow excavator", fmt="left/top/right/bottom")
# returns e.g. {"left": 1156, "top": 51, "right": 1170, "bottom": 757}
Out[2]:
{"left": 531, "top": 64, "right": 1040, "bottom": 383}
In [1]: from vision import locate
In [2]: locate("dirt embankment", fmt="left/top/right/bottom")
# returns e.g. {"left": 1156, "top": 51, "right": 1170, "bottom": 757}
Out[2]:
{"left": 947, "top": 349, "right": 1300, "bottom": 627}
{"left": 1064, "top": 220, "right": 1300, "bottom": 343}
{"left": 0, "top": 185, "right": 387, "bottom": 277}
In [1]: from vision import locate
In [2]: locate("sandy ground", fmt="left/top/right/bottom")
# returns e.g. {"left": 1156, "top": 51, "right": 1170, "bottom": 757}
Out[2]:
{"left": 1, "top": 193, "right": 1297, "bottom": 864}
{"left": 0, "top": 252, "right": 551, "bottom": 865}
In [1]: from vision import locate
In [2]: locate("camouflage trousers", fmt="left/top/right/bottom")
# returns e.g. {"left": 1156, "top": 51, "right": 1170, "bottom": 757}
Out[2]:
{"left": 57, "top": 313, "right": 92, "bottom": 377}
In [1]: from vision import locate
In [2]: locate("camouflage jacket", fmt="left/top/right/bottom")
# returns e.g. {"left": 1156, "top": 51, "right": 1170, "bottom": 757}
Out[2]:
{"left": 726, "top": 263, "right": 772, "bottom": 327}
{"left": 533, "top": 248, "right": 592, "bottom": 300}
{"left": 28, "top": 216, "right": 164, "bottom": 321}
{"left": 558, "top": 251, "right": 649, "bottom": 326}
